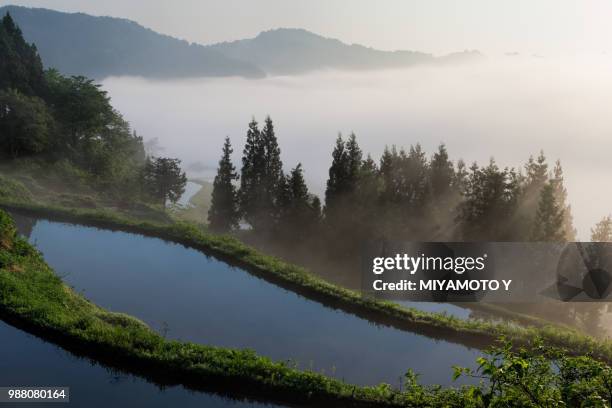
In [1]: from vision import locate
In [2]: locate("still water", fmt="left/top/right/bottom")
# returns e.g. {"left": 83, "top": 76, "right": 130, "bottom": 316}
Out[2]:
{"left": 0, "top": 320, "right": 285, "bottom": 408}
{"left": 14, "top": 215, "right": 481, "bottom": 387}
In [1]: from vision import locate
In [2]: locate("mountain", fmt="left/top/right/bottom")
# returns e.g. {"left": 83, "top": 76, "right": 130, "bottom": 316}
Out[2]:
{"left": 1, "top": 5, "right": 482, "bottom": 80}
{"left": 208, "top": 28, "right": 481, "bottom": 75}
{"left": 0, "top": 5, "right": 265, "bottom": 79}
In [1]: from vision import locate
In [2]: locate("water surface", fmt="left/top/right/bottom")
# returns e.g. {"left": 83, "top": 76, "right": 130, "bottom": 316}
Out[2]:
{"left": 19, "top": 215, "right": 481, "bottom": 387}
{"left": 0, "top": 321, "right": 284, "bottom": 408}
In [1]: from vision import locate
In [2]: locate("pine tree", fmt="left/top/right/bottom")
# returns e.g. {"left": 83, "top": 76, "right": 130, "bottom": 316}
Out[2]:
{"left": 239, "top": 118, "right": 264, "bottom": 227}
{"left": 459, "top": 159, "right": 521, "bottom": 240}
{"left": 531, "top": 182, "right": 565, "bottom": 241}
{"left": 278, "top": 163, "right": 320, "bottom": 240}
{"left": 208, "top": 137, "right": 239, "bottom": 232}
{"left": 324, "top": 134, "right": 348, "bottom": 212}
{"left": 260, "top": 115, "right": 283, "bottom": 224}
{"left": 550, "top": 160, "right": 576, "bottom": 241}
{"left": 429, "top": 143, "right": 454, "bottom": 201}
{"left": 525, "top": 151, "right": 548, "bottom": 190}
{"left": 345, "top": 133, "right": 363, "bottom": 191}
{"left": 238, "top": 116, "right": 284, "bottom": 231}
{"left": 0, "top": 12, "right": 46, "bottom": 96}
{"left": 591, "top": 215, "right": 612, "bottom": 242}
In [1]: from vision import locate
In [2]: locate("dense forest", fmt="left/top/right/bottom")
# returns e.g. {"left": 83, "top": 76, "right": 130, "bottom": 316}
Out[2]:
{"left": 0, "top": 12, "right": 186, "bottom": 208}
{"left": 208, "top": 116, "right": 578, "bottom": 249}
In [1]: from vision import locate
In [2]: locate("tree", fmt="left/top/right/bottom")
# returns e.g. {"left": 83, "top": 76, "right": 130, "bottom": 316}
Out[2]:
{"left": 143, "top": 157, "right": 187, "bottom": 208}
{"left": 0, "top": 12, "right": 46, "bottom": 96}
{"left": 0, "top": 88, "right": 53, "bottom": 158}
{"left": 45, "top": 71, "right": 114, "bottom": 152}
{"left": 429, "top": 143, "right": 454, "bottom": 202}
{"left": 591, "top": 215, "right": 612, "bottom": 242}
{"left": 458, "top": 159, "right": 521, "bottom": 240}
{"left": 208, "top": 137, "right": 239, "bottom": 232}
{"left": 524, "top": 150, "right": 548, "bottom": 191}
{"left": 239, "top": 116, "right": 284, "bottom": 231}
{"left": 277, "top": 163, "right": 321, "bottom": 240}
{"left": 531, "top": 182, "right": 565, "bottom": 241}
{"left": 550, "top": 160, "right": 576, "bottom": 241}
{"left": 239, "top": 118, "right": 263, "bottom": 224}
{"left": 324, "top": 134, "right": 349, "bottom": 213}
{"left": 260, "top": 115, "right": 283, "bottom": 225}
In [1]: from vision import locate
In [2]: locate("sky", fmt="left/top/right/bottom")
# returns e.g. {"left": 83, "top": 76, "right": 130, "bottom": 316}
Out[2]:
{"left": 3, "top": 0, "right": 612, "bottom": 56}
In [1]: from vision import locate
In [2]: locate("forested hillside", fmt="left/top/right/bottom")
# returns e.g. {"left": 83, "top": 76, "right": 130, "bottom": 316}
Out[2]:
{"left": 0, "top": 5, "right": 264, "bottom": 79}
{"left": 0, "top": 13, "right": 186, "bottom": 210}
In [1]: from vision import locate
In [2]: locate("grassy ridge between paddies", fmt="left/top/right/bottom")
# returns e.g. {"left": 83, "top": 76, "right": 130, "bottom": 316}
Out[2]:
{"left": 2, "top": 198, "right": 612, "bottom": 364}
{"left": 0, "top": 208, "right": 490, "bottom": 407}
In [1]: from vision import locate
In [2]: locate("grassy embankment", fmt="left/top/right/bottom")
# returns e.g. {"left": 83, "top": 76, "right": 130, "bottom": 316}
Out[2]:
{"left": 0, "top": 168, "right": 609, "bottom": 353}
{"left": 2, "top": 190, "right": 612, "bottom": 362}
{"left": 174, "top": 178, "right": 213, "bottom": 224}
{"left": 0, "top": 208, "right": 485, "bottom": 407}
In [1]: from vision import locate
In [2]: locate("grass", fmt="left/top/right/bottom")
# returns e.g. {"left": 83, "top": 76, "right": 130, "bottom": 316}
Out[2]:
{"left": 0, "top": 208, "right": 483, "bottom": 407}
{"left": 174, "top": 179, "right": 213, "bottom": 224}
{"left": 3, "top": 197, "right": 612, "bottom": 366}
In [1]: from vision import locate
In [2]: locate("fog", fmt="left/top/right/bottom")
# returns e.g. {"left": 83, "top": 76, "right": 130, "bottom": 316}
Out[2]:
{"left": 102, "top": 56, "right": 612, "bottom": 239}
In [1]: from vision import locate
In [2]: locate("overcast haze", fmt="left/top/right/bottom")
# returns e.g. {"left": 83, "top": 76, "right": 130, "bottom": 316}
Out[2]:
{"left": 4, "top": 0, "right": 612, "bottom": 55}
{"left": 3, "top": 1, "right": 612, "bottom": 238}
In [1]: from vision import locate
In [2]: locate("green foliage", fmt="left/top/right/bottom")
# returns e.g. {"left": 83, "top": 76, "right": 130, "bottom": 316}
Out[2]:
{"left": 531, "top": 182, "right": 566, "bottom": 241}
{"left": 455, "top": 339, "right": 612, "bottom": 407}
{"left": 4, "top": 206, "right": 612, "bottom": 406}
{"left": 0, "top": 15, "right": 148, "bottom": 202}
{"left": 277, "top": 163, "right": 321, "bottom": 240}
{"left": 0, "top": 88, "right": 54, "bottom": 157}
{"left": 0, "top": 12, "right": 46, "bottom": 96}
{"left": 143, "top": 157, "right": 187, "bottom": 208}
{"left": 0, "top": 175, "right": 30, "bottom": 201}
{"left": 239, "top": 116, "right": 284, "bottom": 232}
{"left": 208, "top": 137, "right": 239, "bottom": 232}
{"left": 592, "top": 215, "right": 612, "bottom": 242}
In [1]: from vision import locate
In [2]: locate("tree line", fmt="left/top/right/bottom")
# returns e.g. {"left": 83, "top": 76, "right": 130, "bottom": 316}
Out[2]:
{"left": 0, "top": 13, "right": 186, "bottom": 207}
{"left": 209, "top": 116, "right": 587, "bottom": 254}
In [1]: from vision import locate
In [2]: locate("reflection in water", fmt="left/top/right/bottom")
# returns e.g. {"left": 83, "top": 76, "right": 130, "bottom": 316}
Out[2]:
{"left": 0, "top": 320, "right": 286, "bottom": 408}
{"left": 17, "top": 215, "right": 480, "bottom": 386}
{"left": 12, "top": 212, "right": 37, "bottom": 239}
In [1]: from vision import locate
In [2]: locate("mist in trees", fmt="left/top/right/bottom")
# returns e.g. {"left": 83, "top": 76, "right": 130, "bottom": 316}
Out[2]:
{"left": 0, "top": 12, "right": 188, "bottom": 209}
{"left": 209, "top": 115, "right": 582, "bottom": 256}
{"left": 208, "top": 137, "right": 239, "bottom": 232}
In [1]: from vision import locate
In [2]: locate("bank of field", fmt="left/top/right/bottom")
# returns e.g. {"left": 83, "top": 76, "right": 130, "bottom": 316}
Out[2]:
{"left": 3, "top": 198, "right": 612, "bottom": 365}
{"left": 0, "top": 208, "right": 492, "bottom": 407}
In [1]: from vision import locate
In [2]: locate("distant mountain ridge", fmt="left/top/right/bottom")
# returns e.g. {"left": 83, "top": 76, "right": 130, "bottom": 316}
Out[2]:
{"left": 1, "top": 5, "right": 482, "bottom": 79}
{"left": 209, "top": 28, "right": 481, "bottom": 75}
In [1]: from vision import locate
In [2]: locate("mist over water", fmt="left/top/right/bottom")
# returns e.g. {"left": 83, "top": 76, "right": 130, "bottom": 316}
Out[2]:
{"left": 102, "top": 56, "right": 612, "bottom": 239}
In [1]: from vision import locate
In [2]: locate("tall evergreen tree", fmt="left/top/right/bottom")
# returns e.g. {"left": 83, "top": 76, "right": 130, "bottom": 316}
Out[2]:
{"left": 239, "top": 118, "right": 263, "bottom": 226}
{"left": 208, "top": 137, "right": 239, "bottom": 232}
{"left": 429, "top": 143, "right": 454, "bottom": 201}
{"left": 591, "top": 215, "right": 612, "bottom": 242}
{"left": 531, "top": 182, "right": 565, "bottom": 241}
{"left": 324, "top": 134, "right": 349, "bottom": 213}
{"left": 524, "top": 151, "right": 548, "bottom": 190}
{"left": 0, "top": 12, "right": 46, "bottom": 96}
{"left": 260, "top": 115, "right": 283, "bottom": 224}
{"left": 277, "top": 164, "right": 320, "bottom": 240}
{"left": 458, "top": 159, "right": 521, "bottom": 240}
{"left": 550, "top": 160, "right": 576, "bottom": 241}
{"left": 239, "top": 116, "right": 284, "bottom": 231}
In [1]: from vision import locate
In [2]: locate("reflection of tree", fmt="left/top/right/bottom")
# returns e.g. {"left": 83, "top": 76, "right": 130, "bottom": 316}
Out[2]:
{"left": 10, "top": 213, "right": 37, "bottom": 239}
